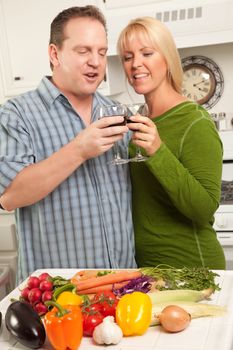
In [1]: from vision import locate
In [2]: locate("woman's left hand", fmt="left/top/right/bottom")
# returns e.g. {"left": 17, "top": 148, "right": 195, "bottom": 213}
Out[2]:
{"left": 127, "top": 115, "right": 162, "bottom": 156}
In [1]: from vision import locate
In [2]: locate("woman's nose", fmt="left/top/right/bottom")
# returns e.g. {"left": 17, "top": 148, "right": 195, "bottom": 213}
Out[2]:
{"left": 132, "top": 56, "right": 143, "bottom": 68}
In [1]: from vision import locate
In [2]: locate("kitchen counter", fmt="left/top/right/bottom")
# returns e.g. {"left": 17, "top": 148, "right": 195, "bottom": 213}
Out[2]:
{"left": 0, "top": 269, "right": 233, "bottom": 350}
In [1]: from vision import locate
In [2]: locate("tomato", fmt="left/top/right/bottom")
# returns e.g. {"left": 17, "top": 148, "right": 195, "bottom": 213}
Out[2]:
{"left": 82, "top": 310, "right": 104, "bottom": 337}
{"left": 93, "top": 291, "right": 117, "bottom": 303}
{"left": 101, "top": 300, "right": 118, "bottom": 317}
{"left": 93, "top": 291, "right": 118, "bottom": 318}
{"left": 83, "top": 303, "right": 102, "bottom": 313}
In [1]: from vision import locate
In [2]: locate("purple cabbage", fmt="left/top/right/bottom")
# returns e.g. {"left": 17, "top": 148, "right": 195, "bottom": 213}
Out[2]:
{"left": 112, "top": 275, "right": 153, "bottom": 297}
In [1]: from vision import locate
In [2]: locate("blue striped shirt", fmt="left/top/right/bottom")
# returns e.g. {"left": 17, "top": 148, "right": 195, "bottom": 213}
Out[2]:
{"left": 0, "top": 77, "right": 136, "bottom": 282}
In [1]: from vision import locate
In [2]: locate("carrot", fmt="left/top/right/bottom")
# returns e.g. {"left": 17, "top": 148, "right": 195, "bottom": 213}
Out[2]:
{"left": 76, "top": 284, "right": 113, "bottom": 295}
{"left": 71, "top": 270, "right": 99, "bottom": 283}
{"left": 76, "top": 280, "right": 131, "bottom": 295}
{"left": 74, "top": 270, "right": 142, "bottom": 292}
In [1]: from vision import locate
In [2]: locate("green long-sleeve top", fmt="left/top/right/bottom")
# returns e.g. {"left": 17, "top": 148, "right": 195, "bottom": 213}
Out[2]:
{"left": 130, "top": 101, "right": 225, "bottom": 269}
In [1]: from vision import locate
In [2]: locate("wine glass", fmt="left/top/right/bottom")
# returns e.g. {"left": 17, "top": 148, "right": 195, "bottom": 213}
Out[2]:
{"left": 98, "top": 104, "right": 129, "bottom": 165}
{"left": 126, "top": 103, "right": 149, "bottom": 162}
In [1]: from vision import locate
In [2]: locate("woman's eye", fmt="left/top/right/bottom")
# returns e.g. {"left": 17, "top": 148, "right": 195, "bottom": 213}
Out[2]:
{"left": 143, "top": 52, "right": 153, "bottom": 57}
{"left": 123, "top": 55, "right": 133, "bottom": 62}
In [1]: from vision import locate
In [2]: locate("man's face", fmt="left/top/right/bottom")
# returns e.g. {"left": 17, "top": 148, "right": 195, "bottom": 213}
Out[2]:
{"left": 50, "top": 17, "right": 108, "bottom": 97}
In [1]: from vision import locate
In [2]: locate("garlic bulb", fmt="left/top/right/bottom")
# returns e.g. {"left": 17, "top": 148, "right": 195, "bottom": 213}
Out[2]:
{"left": 93, "top": 316, "right": 123, "bottom": 345}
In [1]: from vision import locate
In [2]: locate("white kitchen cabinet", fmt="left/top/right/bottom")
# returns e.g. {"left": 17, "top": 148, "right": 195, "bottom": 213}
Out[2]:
{"left": 0, "top": 209, "right": 17, "bottom": 293}
{"left": 0, "top": 0, "right": 103, "bottom": 102}
{"left": 104, "top": 0, "right": 233, "bottom": 55}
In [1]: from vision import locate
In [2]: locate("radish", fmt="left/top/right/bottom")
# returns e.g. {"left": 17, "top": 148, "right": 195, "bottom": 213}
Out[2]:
{"left": 27, "top": 276, "right": 40, "bottom": 289}
{"left": 39, "top": 280, "right": 53, "bottom": 292}
{"left": 34, "top": 302, "right": 48, "bottom": 316}
{"left": 38, "top": 272, "right": 51, "bottom": 282}
{"left": 42, "top": 290, "right": 53, "bottom": 303}
{"left": 28, "top": 288, "right": 42, "bottom": 304}
{"left": 20, "top": 287, "right": 30, "bottom": 301}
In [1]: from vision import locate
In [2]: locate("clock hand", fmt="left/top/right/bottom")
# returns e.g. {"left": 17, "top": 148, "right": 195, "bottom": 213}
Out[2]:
{"left": 197, "top": 87, "right": 206, "bottom": 92}
{"left": 193, "top": 80, "right": 206, "bottom": 87}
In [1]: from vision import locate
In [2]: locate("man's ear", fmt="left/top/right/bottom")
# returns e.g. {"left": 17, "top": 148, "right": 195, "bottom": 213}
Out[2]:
{"left": 48, "top": 44, "right": 59, "bottom": 68}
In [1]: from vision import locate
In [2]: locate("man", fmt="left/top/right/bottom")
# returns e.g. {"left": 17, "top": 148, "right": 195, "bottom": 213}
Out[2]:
{"left": 0, "top": 6, "right": 136, "bottom": 282}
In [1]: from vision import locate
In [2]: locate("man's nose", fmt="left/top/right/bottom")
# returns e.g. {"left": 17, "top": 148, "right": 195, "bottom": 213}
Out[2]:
{"left": 87, "top": 52, "right": 101, "bottom": 67}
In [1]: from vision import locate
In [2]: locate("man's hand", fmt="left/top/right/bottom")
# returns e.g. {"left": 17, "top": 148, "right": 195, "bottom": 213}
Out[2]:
{"left": 75, "top": 116, "right": 129, "bottom": 161}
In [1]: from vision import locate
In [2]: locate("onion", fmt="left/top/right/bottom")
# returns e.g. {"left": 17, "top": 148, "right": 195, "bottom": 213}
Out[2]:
{"left": 159, "top": 305, "right": 191, "bottom": 333}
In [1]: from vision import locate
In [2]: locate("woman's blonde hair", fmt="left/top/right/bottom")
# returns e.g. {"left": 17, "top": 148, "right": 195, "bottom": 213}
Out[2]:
{"left": 117, "top": 16, "right": 183, "bottom": 93}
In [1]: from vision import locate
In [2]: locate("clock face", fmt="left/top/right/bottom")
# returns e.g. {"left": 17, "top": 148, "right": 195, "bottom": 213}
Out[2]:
{"left": 181, "top": 56, "right": 224, "bottom": 110}
{"left": 182, "top": 64, "right": 215, "bottom": 105}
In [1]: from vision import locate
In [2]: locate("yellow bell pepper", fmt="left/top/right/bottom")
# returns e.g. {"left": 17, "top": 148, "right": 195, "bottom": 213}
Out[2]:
{"left": 56, "top": 291, "right": 83, "bottom": 306}
{"left": 115, "top": 291, "right": 152, "bottom": 336}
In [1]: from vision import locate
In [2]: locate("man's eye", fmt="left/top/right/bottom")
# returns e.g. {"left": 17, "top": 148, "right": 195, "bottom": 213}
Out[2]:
{"left": 77, "top": 50, "right": 88, "bottom": 54}
{"left": 99, "top": 50, "right": 107, "bottom": 57}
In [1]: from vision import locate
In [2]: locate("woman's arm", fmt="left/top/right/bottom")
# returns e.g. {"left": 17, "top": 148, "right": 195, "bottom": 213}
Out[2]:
{"left": 146, "top": 117, "right": 222, "bottom": 225}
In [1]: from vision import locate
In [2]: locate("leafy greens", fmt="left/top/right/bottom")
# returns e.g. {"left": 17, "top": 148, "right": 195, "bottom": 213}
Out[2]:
{"left": 140, "top": 266, "right": 220, "bottom": 292}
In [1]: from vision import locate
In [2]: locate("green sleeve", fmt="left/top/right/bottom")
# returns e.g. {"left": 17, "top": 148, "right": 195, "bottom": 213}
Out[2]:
{"left": 146, "top": 117, "right": 222, "bottom": 225}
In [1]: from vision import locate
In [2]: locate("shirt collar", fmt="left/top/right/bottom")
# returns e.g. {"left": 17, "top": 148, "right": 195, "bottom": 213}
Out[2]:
{"left": 37, "top": 76, "right": 66, "bottom": 108}
{"left": 38, "top": 76, "right": 101, "bottom": 111}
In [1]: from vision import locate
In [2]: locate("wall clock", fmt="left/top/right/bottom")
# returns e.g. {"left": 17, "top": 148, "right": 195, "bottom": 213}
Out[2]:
{"left": 181, "top": 55, "right": 224, "bottom": 110}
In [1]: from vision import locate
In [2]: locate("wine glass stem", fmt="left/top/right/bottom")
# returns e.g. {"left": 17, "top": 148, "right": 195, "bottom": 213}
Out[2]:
{"left": 136, "top": 147, "right": 143, "bottom": 157}
{"left": 114, "top": 143, "right": 121, "bottom": 160}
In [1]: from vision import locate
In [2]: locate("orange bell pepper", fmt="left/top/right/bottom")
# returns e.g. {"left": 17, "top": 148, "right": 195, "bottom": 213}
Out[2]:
{"left": 44, "top": 301, "right": 83, "bottom": 350}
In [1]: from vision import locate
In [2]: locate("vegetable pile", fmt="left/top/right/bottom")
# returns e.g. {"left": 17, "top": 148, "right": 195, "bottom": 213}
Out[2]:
{"left": 4, "top": 266, "right": 227, "bottom": 350}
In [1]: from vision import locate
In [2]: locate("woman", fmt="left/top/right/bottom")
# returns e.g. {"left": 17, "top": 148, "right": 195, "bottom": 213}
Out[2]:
{"left": 117, "top": 17, "right": 225, "bottom": 269}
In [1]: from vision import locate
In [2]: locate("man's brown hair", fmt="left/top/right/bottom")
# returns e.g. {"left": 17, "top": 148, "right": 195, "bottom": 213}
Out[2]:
{"left": 49, "top": 5, "right": 107, "bottom": 48}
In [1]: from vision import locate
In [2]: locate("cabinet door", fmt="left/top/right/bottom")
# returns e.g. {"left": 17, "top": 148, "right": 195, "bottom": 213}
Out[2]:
{"left": 0, "top": 0, "right": 101, "bottom": 100}
{"left": 0, "top": 210, "right": 18, "bottom": 290}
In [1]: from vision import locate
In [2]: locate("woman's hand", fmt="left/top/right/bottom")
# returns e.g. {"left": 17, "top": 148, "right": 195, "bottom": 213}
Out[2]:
{"left": 127, "top": 115, "right": 162, "bottom": 156}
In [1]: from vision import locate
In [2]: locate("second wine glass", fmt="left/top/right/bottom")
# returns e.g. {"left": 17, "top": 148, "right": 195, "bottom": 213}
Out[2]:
{"left": 126, "top": 103, "right": 149, "bottom": 162}
{"left": 98, "top": 104, "right": 129, "bottom": 165}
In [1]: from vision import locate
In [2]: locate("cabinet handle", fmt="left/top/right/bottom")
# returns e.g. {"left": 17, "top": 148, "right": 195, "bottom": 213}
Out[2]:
{"left": 14, "top": 76, "right": 22, "bottom": 81}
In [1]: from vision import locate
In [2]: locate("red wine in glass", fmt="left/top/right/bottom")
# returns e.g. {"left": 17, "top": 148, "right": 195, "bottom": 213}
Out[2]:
{"left": 97, "top": 104, "right": 130, "bottom": 165}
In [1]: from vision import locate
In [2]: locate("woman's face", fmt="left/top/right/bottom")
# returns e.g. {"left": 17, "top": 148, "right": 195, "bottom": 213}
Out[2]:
{"left": 121, "top": 33, "right": 168, "bottom": 97}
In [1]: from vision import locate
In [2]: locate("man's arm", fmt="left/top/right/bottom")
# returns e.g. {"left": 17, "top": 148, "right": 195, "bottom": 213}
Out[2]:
{"left": 0, "top": 116, "right": 128, "bottom": 211}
